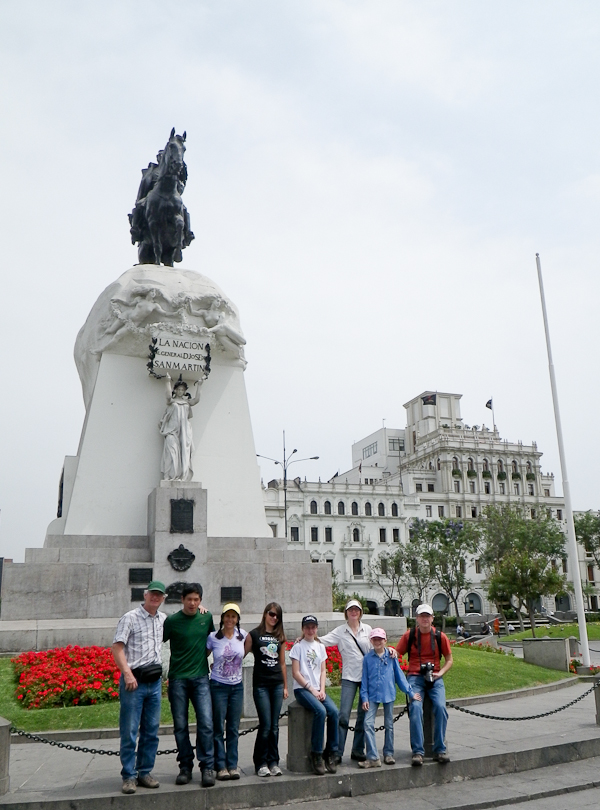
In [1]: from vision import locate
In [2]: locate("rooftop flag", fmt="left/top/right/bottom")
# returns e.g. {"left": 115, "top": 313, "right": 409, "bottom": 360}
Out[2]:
{"left": 422, "top": 394, "right": 437, "bottom": 405}
{"left": 485, "top": 399, "right": 493, "bottom": 409}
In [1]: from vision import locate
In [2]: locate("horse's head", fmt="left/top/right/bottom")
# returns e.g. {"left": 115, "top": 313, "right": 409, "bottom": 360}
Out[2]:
{"left": 159, "top": 130, "right": 186, "bottom": 178}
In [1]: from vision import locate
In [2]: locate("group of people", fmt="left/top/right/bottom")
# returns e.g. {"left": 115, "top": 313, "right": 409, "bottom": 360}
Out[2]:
{"left": 111, "top": 584, "right": 453, "bottom": 794}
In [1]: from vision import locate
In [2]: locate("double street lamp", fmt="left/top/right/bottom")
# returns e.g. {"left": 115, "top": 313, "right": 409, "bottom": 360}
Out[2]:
{"left": 257, "top": 430, "right": 319, "bottom": 539}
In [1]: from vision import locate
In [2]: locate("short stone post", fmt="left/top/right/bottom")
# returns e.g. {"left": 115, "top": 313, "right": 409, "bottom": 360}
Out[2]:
{"left": 0, "top": 716, "right": 10, "bottom": 795}
{"left": 422, "top": 691, "right": 434, "bottom": 757}
{"left": 286, "top": 700, "right": 313, "bottom": 773}
{"left": 594, "top": 681, "right": 600, "bottom": 727}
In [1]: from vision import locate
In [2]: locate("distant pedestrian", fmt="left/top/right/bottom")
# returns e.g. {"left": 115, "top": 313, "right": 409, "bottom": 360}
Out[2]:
{"left": 359, "top": 628, "right": 419, "bottom": 768}
{"left": 208, "top": 603, "right": 248, "bottom": 780}
{"left": 290, "top": 615, "right": 339, "bottom": 776}
{"left": 111, "top": 581, "right": 166, "bottom": 794}
{"left": 245, "top": 602, "right": 288, "bottom": 777}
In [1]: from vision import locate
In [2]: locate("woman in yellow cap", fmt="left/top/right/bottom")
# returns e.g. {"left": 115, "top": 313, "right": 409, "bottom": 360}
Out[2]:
{"left": 207, "top": 603, "right": 248, "bottom": 780}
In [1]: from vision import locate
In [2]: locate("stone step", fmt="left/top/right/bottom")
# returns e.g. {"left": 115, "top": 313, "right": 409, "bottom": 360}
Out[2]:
{"left": 205, "top": 548, "right": 312, "bottom": 564}
{"left": 26, "top": 548, "right": 152, "bottom": 564}
{"left": 45, "top": 535, "right": 150, "bottom": 549}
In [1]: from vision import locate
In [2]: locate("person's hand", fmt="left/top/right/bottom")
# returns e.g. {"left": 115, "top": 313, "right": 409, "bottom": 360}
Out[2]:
{"left": 124, "top": 671, "right": 138, "bottom": 691}
{"left": 197, "top": 605, "right": 208, "bottom": 614}
{"left": 362, "top": 701, "right": 369, "bottom": 711}
{"left": 432, "top": 672, "right": 442, "bottom": 680}
{"left": 388, "top": 647, "right": 398, "bottom": 659}
{"left": 317, "top": 689, "right": 326, "bottom": 701}
{"left": 411, "top": 693, "right": 422, "bottom": 702}
{"left": 283, "top": 688, "right": 289, "bottom": 700}
{"left": 166, "top": 372, "right": 172, "bottom": 381}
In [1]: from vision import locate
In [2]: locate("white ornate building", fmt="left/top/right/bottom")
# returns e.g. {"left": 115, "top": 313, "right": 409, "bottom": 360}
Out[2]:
{"left": 263, "top": 391, "right": 582, "bottom": 617}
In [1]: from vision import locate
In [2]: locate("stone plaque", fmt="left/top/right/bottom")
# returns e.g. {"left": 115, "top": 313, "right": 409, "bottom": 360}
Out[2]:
{"left": 129, "top": 568, "right": 153, "bottom": 584}
{"left": 221, "top": 586, "right": 242, "bottom": 603}
{"left": 167, "top": 544, "right": 195, "bottom": 571}
{"left": 131, "top": 587, "right": 146, "bottom": 601}
{"left": 166, "top": 581, "right": 187, "bottom": 603}
{"left": 171, "top": 499, "right": 194, "bottom": 533}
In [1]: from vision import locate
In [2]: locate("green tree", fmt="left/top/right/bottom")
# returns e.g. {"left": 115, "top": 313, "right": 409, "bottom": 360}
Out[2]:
{"left": 405, "top": 518, "right": 438, "bottom": 603}
{"left": 574, "top": 511, "right": 600, "bottom": 570}
{"left": 368, "top": 547, "right": 406, "bottom": 615}
{"left": 409, "top": 518, "right": 480, "bottom": 619}
{"left": 477, "top": 505, "right": 567, "bottom": 637}
{"left": 331, "top": 569, "right": 366, "bottom": 612}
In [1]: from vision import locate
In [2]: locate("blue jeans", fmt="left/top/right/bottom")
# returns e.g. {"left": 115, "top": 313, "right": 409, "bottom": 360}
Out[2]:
{"left": 210, "top": 680, "right": 244, "bottom": 771}
{"left": 118, "top": 676, "right": 162, "bottom": 781}
{"left": 338, "top": 679, "right": 366, "bottom": 757}
{"left": 364, "top": 701, "right": 394, "bottom": 760}
{"left": 407, "top": 675, "right": 448, "bottom": 756}
{"left": 293, "top": 689, "right": 339, "bottom": 755}
{"left": 252, "top": 683, "right": 284, "bottom": 770}
{"left": 168, "top": 675, "right": 214, "bottom": 772}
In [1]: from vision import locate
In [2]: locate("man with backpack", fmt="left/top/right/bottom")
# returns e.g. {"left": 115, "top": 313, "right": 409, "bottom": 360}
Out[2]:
{"left": 396, "top": 603, "right": 453, "bottom": 766}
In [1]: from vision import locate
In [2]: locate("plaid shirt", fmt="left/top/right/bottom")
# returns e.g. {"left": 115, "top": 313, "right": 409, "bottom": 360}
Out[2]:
{"left": 113, "top": 605, "right": 166, "bottom": 669}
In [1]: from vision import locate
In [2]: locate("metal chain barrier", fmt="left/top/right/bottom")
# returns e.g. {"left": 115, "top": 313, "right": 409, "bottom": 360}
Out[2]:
{"left": 446, "top": 681, "right": 598, "bottom": 721}
{"left": 347, "top": 706, "right": 406, "bottom": 733}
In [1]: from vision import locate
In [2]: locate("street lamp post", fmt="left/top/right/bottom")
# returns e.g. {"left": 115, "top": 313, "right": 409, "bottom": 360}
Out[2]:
{"left": 257, "top": 430, "right": 319, "bottom": 538}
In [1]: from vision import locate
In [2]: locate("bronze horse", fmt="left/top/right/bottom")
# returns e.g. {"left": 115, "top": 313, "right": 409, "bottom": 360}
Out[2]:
{"left": 129, "top": 129, "right": 194, "bottom": 266}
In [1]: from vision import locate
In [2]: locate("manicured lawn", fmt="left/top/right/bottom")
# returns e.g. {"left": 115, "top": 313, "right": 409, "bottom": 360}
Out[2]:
{"left": 0, "top": 647, "right": 574, "bottom": 733}
{"left": 506, "top": 622, "right": 600, "bottom": 642}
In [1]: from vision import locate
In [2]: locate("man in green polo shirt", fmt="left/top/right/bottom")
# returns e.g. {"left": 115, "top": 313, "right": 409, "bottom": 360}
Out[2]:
{"left": 163, "top": 583, "right": 215, "bottom": 787}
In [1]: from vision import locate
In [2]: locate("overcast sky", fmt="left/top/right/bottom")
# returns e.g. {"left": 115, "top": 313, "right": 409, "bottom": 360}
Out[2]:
{"left": 2, "top": 1, "right": 600, "bottom": 562}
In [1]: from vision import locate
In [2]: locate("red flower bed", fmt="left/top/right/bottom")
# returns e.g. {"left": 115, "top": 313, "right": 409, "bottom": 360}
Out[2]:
{"left": 285, "top": 641, "right": 407, "bottom": 687}
{"left": 12, "top": 646, "right": 121, "bottom": 710}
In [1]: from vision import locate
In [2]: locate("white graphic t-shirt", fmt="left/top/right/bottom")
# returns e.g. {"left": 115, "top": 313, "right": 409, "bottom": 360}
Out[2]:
{"left": 289, "top": 638, "right": 327, "bottom": 691}
{"left": 207, "top": 629, "right": 248, "bottom": 685}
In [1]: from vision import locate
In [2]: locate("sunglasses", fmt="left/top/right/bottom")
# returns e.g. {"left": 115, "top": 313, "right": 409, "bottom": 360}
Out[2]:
{"left": 267, "top": 611, "right": 279, "bottom": 619}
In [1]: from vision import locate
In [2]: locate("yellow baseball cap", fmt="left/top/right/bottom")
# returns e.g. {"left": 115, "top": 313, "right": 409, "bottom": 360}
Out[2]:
{"left": 222, "top": 602, "right": 241, "bottom": 617}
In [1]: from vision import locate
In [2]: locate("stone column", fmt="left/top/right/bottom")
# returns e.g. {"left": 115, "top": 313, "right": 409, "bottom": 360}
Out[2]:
{"left": 0, "top": 716, "right": 10, "bottom": 795}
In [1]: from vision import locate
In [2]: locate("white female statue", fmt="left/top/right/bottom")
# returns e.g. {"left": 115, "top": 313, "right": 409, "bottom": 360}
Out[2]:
{"left": 159, "top": 373, "right": 203, "bottom": 481}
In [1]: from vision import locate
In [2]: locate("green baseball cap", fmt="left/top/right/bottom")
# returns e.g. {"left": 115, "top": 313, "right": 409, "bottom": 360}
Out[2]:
{"left": 147, "top": 580, "right": 166, "bottom": 594}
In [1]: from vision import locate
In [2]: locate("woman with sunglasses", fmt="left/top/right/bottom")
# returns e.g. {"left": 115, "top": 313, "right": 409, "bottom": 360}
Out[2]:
{"left": 244, "top": 603, "right": 288, "bottom": 777}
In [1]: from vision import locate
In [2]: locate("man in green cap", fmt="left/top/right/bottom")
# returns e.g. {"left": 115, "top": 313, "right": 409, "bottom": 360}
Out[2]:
{"left": 112, "top": 581, "right": 167, "bottom": 795}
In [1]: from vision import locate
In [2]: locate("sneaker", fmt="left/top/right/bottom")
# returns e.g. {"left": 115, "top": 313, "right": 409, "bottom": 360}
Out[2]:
{"left": 383, "top": 755, "right": 395, "bottom": 765}
{"left": 137, "top": 773, "right": 159, "bottom": 789}
{"left": 350, "top": 752, "right": 367, "bottom": 762}
{"left": 202, "top": 769, "right": 216, "bottom": 787}
{"left": 310, "top": 752, "right": 326, "bottom": 776}
{"left": 433, "top": 752, "right": 450, "bottom": 764}
{"left": 216, "top": 769, "right": 230, "bottom": 781}
{"left": 358, "top": 758, "right": 381, "bottom": 769}
{"left": 228, "top": 768, "right": 241, "bottom": 780}
{"left": 269, "top": 765, "right": 282, "bottom": 777}
{"left": 122, "top": 779, "right": 137, "bottom": 794}
{"left": 175, "top": 769, "right": 192, "bottom": 785}
{"left": 257, "top": 765, "right": 271, "bottom": 778}
{"left": 411, "top": 753, "right": 424, "bottom": 766}
{"left": 323, "top": 752, "right": 337, "bottom": 774}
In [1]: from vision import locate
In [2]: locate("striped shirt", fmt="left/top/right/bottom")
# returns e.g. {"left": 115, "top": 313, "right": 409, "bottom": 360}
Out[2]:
{"left": 113, "top": 605, "right": 166, "bottom": 670}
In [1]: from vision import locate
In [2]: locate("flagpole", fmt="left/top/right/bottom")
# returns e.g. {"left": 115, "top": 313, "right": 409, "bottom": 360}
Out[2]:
{"left": 535, "top": 253, "right": 590, "bottom": 667}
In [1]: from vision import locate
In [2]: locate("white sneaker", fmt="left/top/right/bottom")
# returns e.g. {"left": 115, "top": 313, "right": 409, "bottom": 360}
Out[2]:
{"left": 257, "top": 766, "right": 271, "bottom": 778}
{"left": 269, "top": 765, "right": 282, "bottom": 776}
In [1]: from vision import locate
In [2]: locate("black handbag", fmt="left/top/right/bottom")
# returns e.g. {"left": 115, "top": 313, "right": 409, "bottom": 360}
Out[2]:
{"left": 132, "top": 663, "right": 163, "bottom": 683}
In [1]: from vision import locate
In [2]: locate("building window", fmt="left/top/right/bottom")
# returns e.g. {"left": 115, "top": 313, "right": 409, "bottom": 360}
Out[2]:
{"left": 270, "top": 523, "right": 278, "bottom": 537}
{"left": 438, "top": 505, "right": 444, "bottom": 518}
{"left": 456, "top": 506, "right": 462, "bottom": 518}
{"left": 528, "top": 484, "right": 534, "bottom": 496}
{"left": 310, "top": 500, "right": 317, "bottom": 514}
{"left": 484, "top": 482, "right": 491, "bottom": 494}
{"left": 427, "top": 483, "right": 434, "bottom": 492}
{"left": 531, "top": 508, "right": 536, "bottom": 519}
{"left": 324, "top": 500, "right": 332, "bottom": 515}
{"left": 544, "top": 488, "right": 550, "bottom": 497}
{"left": 469, "top": 481, "right": 475, "bottom": 493}
{"left": 379, "top": 528, "right": 387, "bottom": 543}
{"left": 290, "top": 526, "right": 299, "bottom": 542}
{"left": 514, "top": 483, "right": 520, "bottom": 495}
{"left": 391, "top": 502, "right": 398, "bottom": 517}
{"left": 352, "top": 501, "right": 358, "bottom": 516}
{"left": 562, "top": 558, "right": 567, "bottom": 573}
{"left": 475, "top": 558, "right": 481, "bottom": 574}
{"left": 365, "top": 502, "right": 372, "bottom": 516}
{"left": 454, "top": 480, "right": 460, "bottom": 493}
{"left": 452, "top": 456, "right": 459, "bottom": 469}
{"left": 460, "top": 559, "right": 466, "bottom": 574}
{"left": 512, "top": 460, "right": 518, "bottom": 474}
{"left": 353, "top": 559, "right": 363, "bottom": 577}
{"left": 389, "top": 437, "right": 405, "bottom": 451}
{"left": 311, "top": 527, "right": 318, "bottom": 543}
{"left": 499, "top": 483, "right": 505, "bottom": 494}
{"left": 425, "top": 505, "right": 432, "bottom": 517}
{"left": 483, "top": 458, "right": 489, "bottom": 472}
{"left": 381, "top": 558, "right": 388, "bottom": 575}
{"left": 378, "top": 502, "right": 385, "bottom": 516}
{"left": 467, "top": 458, "right": 474, "bottom": 471}
{"left": 325, "top": 527, "right": 333, "bottom": 543}
{"left": 526, "top": 461, "right": 532, "bottom": 474}
{"left": 353, "top": 528, "right": 360, "bottom": 542}
{"left": 363, "top": 442, "right": 377, "bottom": 459}
{"left": 471, "top": 507, "right": 477, "bottom": 518}
{"left": 338, "top": 501, "right": 345, "bottom": 515}
{"left": 497, "top": 459, "right": 504, "bottom": 473}
{"left": 416, "top": 483, "right": 423, "bottom": 492}
{"left": 588, "top": 564, "right": 595, "bottom": 584}
{"left": 393, "top": 528, "right": 399, "bottom": 543}
{"left": 437, "top": 458, "right": 441, "bottom": 470}
{"left": 557, "top": 509, "right": 563, "bottom": 520}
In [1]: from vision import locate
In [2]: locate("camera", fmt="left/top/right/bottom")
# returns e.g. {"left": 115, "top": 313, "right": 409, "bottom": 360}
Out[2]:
{"left": 420, "top": 661, "right": 435, "bottom": 685}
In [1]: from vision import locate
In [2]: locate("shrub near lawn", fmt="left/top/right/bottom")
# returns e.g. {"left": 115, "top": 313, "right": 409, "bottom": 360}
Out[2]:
{"left": 12, "top": 646, "right": 121, "bottom": 709}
